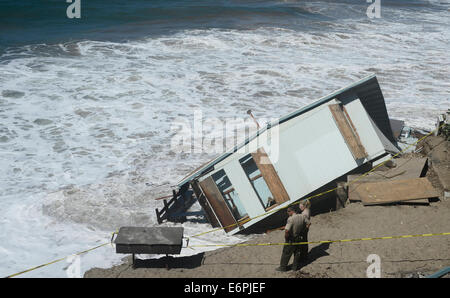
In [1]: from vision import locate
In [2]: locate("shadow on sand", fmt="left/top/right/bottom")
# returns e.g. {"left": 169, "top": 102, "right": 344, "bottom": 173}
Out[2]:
{"left": 286, "top": 242, "right": 331, "bottom": 270}
{"left": 304, "top": 242, "right": 331, "bottom": 265}
{"left": 131, "top": 243, "right": 329, "bottom": 271}
{"left": 133, "top": 252, "right": 205, "bottom": 270}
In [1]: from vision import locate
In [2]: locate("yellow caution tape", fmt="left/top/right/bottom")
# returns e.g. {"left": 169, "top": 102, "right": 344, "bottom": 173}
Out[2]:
{"left": 4, "top": 242, "right": 110, "bottom": 278}
{"left": 187, "top": 232, "right": 450, "bottom": 248}
{"left": 4, "top": 231, "right": 117, "bottom": 278}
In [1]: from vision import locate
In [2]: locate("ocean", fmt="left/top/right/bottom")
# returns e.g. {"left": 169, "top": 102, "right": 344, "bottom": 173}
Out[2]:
{"left": 0, "top": 0, "right": 449, "bottom": 277}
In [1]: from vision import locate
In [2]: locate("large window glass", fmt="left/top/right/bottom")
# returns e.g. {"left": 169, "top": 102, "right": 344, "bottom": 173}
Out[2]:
{"left": 212, "top": 169, "right": 248, "bottom": 220}
{"left": 239, "top": 154, "right": 276, "bottom": 210}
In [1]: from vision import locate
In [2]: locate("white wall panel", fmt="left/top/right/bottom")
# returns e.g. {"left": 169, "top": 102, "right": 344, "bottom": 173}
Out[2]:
{"left": 267, "top": 107, "right": 357, "bottom": 202}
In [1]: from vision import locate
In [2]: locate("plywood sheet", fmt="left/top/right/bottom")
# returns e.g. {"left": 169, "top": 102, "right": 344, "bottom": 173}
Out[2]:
{"left": 348, "top": 157, "right": 428, "bottom": 203}
{"left": 191, "top": 180, "right": 220, "bottom": 228}
{"left": 199, "top": 176, "right": 237, "bottom": 232}
{"left": 352, "top": 178, "right": 439, "bottom": 206}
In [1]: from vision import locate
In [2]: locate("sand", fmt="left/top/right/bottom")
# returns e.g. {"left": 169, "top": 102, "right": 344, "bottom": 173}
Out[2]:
{"left": 85, "top": 196, "right": 450, "bottom": 278}
{"left": 85, "top": 136, "right": 450, "bottom": 278}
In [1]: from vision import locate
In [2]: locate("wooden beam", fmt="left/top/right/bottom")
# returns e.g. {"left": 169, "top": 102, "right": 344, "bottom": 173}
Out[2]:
{"left": 329, "top": 104, "right": 367, "bottom": 160}
{"left": 251, "top": 147, "right": 290, "bottom": 205}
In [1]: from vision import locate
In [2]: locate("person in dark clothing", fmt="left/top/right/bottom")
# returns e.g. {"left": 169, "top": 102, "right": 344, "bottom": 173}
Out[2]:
{"left": 276, "top": 206, "right": 306, "bottom": 272}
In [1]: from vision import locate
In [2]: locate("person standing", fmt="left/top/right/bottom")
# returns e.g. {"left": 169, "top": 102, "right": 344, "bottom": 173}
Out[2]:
{"left": 299, "top": 199, "right": 311, "bottom": 262}
{"left": 276, "top": 206, "right": 306, "bottom": 272}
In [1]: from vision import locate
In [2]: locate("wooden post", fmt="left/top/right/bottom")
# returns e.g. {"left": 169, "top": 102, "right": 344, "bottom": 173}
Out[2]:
{"left": 336, "top": 182, "right": 348, "bottom": 210}
{"left": 247, "top": 109, "right": 261, "bottom": 129}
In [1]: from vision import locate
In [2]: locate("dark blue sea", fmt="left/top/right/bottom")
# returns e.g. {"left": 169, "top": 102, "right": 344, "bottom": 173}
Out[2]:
{"left": 1, "top": 0, "right": 447, "bottom": 50}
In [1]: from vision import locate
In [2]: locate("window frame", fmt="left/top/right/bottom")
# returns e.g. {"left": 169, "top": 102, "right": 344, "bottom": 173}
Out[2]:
{"left": 211, "top": 169, "right": 249, "bottom": 222}
{"left": 239, "top": 154, "right": 278, "bottom": 211}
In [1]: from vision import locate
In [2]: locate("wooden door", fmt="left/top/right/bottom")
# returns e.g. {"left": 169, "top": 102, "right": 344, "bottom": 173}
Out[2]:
{"left": 199, "top": 176, "right": 237, "bottom": 232}
{"left": 191, "top": 180, "right": 220, "bottom": 228}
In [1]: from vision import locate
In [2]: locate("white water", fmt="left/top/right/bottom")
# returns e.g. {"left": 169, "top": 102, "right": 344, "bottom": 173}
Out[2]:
{"left": 0, "top": 7, "right": 449, "bottom": 277}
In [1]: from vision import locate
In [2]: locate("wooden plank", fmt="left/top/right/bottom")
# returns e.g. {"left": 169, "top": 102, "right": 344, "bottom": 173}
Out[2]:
{"left": 342, "top": 106, "right": 369, "bottom": 158}
{"left": 249, "top": 173, "right": 263, "bottom": 182}
{"left": 352, "top": 178, "right": 439, "bottom": 206}
{"left": 348, "top": 157, "right": 428, "bottom": 203}
{"left": 222, "top": 187, "right": 236, "bottom": 196}
{"left": 251, "top": 147, "right": 290, "bottom": 205}
{"left": 329, "top": 104, "right": 367, "bottom": 160}
{"left": 199, "top": 176, "right": 237, "bottom": 232}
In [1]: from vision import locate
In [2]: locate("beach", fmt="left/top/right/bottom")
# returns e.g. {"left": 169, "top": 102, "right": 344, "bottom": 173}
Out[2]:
{"left": 85, "top": 202, "right": 450, "bottom": 278}
{"left": 1, "top": 0, "right": 449, "bottom": 278}
{"left": 85, "top": 162, "right": 450, "bottom": 278}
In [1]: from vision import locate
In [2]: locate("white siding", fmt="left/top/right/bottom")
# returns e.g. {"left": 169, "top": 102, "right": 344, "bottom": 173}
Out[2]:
{"left": 198, "top": 98, "right": 391, "bottom": 235}
{"left": 267, "top": 106, "right": 357, "bottom": 202}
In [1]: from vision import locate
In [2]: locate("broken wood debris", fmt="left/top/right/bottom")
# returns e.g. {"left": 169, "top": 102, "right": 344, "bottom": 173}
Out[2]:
{"left": 351, "top": 177, "right": 439, "bottom": 206}
{"left": 348, "top": 156, "right": 430, "bottom": 204}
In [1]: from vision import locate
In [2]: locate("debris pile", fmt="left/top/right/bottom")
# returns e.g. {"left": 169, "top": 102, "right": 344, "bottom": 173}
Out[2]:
{"left": 344, "top": 110, "right": 449, "bottom": 207}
